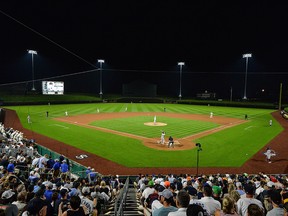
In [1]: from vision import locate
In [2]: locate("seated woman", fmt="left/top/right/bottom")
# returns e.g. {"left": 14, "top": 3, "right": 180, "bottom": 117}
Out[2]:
{"left": 59, "top": 195, "right": 88, "bottom": 216}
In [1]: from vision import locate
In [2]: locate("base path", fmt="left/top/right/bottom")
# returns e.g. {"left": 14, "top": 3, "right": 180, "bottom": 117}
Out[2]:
{"left": 4, "top": 110, "right": 288, "bottom": 175}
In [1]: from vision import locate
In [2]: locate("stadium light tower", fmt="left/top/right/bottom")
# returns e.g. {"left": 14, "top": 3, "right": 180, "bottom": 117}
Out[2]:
{"left": 242, "top": 53, "right": 252, "bottom": 100}
{"left": 178, "top": 62, "right": 185, "bottom": 100}
{"left": 27, "top": 49, "right": 37, "bottom": 91}
{"left": 98, "top": 59, "right": 105, "bottom": 99}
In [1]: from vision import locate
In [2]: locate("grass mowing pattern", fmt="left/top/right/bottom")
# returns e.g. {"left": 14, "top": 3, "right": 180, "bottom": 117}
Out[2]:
{"left": 90, "top": 116, "right": 219, "bottom": 138}
{"left": 5, "top": 103, "right": 283, "bottom": 168}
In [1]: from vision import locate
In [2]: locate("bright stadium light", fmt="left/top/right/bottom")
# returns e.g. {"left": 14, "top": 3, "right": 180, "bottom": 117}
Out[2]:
{"left": 98, "top": 59, "right": 105, "bottom": 98}
{"left": 27, "top": 49, "right": 38, "bottom": 91}
{"left": 178, "top": 62, "right": 185, "bottom": 100}
{"left": 242, "top": 53, "right": 252, "bottom": 100}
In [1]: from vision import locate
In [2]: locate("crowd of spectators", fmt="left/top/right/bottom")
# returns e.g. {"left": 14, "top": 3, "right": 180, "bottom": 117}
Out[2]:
{"left": 136, "top": 173, "right": 288, "bottom": 215}
{"left": 0, "top": 123, "right": 123, "bottom": 215}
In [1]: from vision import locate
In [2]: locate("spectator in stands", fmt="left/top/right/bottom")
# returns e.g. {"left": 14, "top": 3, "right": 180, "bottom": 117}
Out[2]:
{"left": 91, "top": 185, "right": 106, "bottom": 213}
{"left": 168, "top": 190, "right": 190, "bottom": 216}
{"left": 168, "top": 174, "right": 175, "bottom": 184}
{"left": 51, "top": 191, "right": 59, "bottom": 211}
{"left": 46, "top": 155, "right": 55, "bottom": 169}
{"left": 237, "top": 183, "right": 264, "bottom": 216}
{"left": 55, "top": 188, "right": 69, "bottom": 215}
{"left": 141, "top": 180, "right": 155, "bottom": 206}
{"left": 190, "top": 184, "right": 221, "bottom": 215}
{"left": 38, "top": 154, "right": 48, "bottom": 172}
{"left": 31, "top": 156, "right": 40, "bottom": 168}
{"left": 99, "top": 180, "right": 111, "bottom": 202}
{"left": 185, "top": 180, "right": 197, "bottom": 199}
{"left": 164, "top": 180, "right": 171, "bottom": 189}
{"left": 266, "top": 190, "right": 284, "bottom": 216}
{"left": 52, "top": 159, "right": 61, "bottom": 178}
{"left": 215, "top": 195, "right": 238, "bottom": 216}
{"left": 186, "top": 204, "right": 206, "bottom": 216}
{"left": 59, "top": 195, "right": 88, "bottom": 216}
{"left": 212, "top": 185, "right": 222, "bottom": 204}
{"left": 236, "top": 182, "right": 245, "bottom": 196}
{"left": 69, "top": 181, "right": 81, "bottom": 197}
{"left": 44, "top": 182, "right": 54, "bottom": 202}
{"left": 11, "top": 190, "right": 27, "bottom": 214}
{"left": 147, "top": 184, "right": 165, "bottom": 210}
{"left": 26, "top": 189, "right": 53, "bottom": 215}
{"left": 153, "top": 189, "right": 177, "bottom": 216}
{"left": 0, "top": 155, "right": 9, "bottom": 169}
{"left": 81, "top": 186, "right": 97, "bottom": 216}
{"left": 230, "top": 190, "right": 241, "bottom": 208}
{"left": 85, "top": 166, "right": 91, "bottom": 177}
{"left": 247, "top": 203, "right": 264, "bottom": 216}
{"left": 60, "top": 160, "right": 69, "bottom": 175}
{"left": 26, "top": 185, "right": 35, "bottom": 203}
{"left": 0, "top": 189, "right": 18, "bottom": 215}
{"left": 6, "top": 159, "right": 14, "bottom": 173}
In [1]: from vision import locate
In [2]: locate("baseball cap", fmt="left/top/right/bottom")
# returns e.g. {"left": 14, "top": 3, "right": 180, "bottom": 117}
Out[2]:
{"left": 82, "top": 186, "right": 90, "bottom": 195}
{"left": 269, "top": 190, "right": 282, "bottom": 205}
{"left": 186, "top": 186, "right": 197, "bottom": 196}
{"left": 1, "top": 189, "right": 15, "bottom": 199}
{"left": 236, "top": 182, "right": 242, "bottom": 188}
{"left": 159, "top": 189, "right": 173, "bottom": 199}
{"left": 164, "top": 181, "right": 170, "bottom": 188}
{"left": 267, "top": 181, "right": 275, "bottom": 188}
{"left": 187, "top": 204, "right": 206, "bottom": 216}
{"left": 212, "top": 186, "right": 221, "bottom": 195}
{"left": 60, "top": 188, "right": 68, "bottom": 197}
{"left": 148, "top": 180, "right": 154, "bottom": 187}
{"left": 244, "top": 184, "right": 255, "bottom": 195}
{"left": 155, "top": 185, "right": 165, "bottom": 192}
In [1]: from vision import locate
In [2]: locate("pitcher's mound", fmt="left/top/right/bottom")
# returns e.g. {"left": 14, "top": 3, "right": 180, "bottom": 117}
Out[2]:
{"left": 144, "top": 122, "right": 167, "bottom": 126}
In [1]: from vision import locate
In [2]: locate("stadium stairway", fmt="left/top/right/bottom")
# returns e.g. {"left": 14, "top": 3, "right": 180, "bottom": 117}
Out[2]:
{"left": 102, "top": 185, "right": 144, "bottom": 216}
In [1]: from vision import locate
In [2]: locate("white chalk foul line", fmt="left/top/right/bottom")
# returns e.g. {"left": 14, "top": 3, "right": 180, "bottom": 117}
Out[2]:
{"left": 49, "top": 124, "right": 69, "bottom": 129}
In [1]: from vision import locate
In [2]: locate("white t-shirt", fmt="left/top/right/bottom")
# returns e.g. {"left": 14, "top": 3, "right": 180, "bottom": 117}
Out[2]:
{"left": 142, "top": 187, "right": 155, "bottom": 199}
{"left": 190, "top": 196, "right": 221, "bottom": 216}
{"left": 237, "top": 197, "right": 264, "bottom": 216}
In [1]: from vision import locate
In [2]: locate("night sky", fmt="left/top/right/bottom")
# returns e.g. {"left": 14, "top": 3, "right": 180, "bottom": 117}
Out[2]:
{"left": 0, "top": 2, "right": 288, "bottom": 99}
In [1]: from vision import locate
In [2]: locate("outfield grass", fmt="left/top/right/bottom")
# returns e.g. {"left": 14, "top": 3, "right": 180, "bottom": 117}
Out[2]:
{"left": 5, "top": 103, "right": 283, "bottom": 168}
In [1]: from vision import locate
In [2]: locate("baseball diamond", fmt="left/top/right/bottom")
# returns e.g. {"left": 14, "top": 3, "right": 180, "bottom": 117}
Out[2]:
{"left": 3, "top": 103, "right": 288, "bottom": 175}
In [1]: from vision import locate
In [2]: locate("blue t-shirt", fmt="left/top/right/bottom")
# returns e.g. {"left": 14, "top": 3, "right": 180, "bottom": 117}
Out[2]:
{"left": 7, "top": 163, "right": 14, "bottom": 173}
{"left": 61, "top": 163, "right": 69, "bottom": 173}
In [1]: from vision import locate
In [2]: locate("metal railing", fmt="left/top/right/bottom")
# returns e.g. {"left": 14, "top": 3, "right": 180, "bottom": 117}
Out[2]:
{"left": 114, "top": 177, "right": 130, "bottom": 216}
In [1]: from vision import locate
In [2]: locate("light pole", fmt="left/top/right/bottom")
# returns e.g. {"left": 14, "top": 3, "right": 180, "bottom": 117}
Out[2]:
{"left": 242, "top": 53, "right": 252, "bottom": 100}
{"left": 178, "top": 62, "right": 185, "bottom": 100}
{"left": 28, "top": 49, "right": 37, "bottom": 91}
{"left": 195, "top": 143, "right": 202, "bottom": 177}
{"left": 98, "top": 59, "right": 105, "bottom": 99}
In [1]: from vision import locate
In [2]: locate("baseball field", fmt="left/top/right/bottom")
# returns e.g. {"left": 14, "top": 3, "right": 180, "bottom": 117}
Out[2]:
{"left": 4, "top": 103, "right": 288, "bottom": 175}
